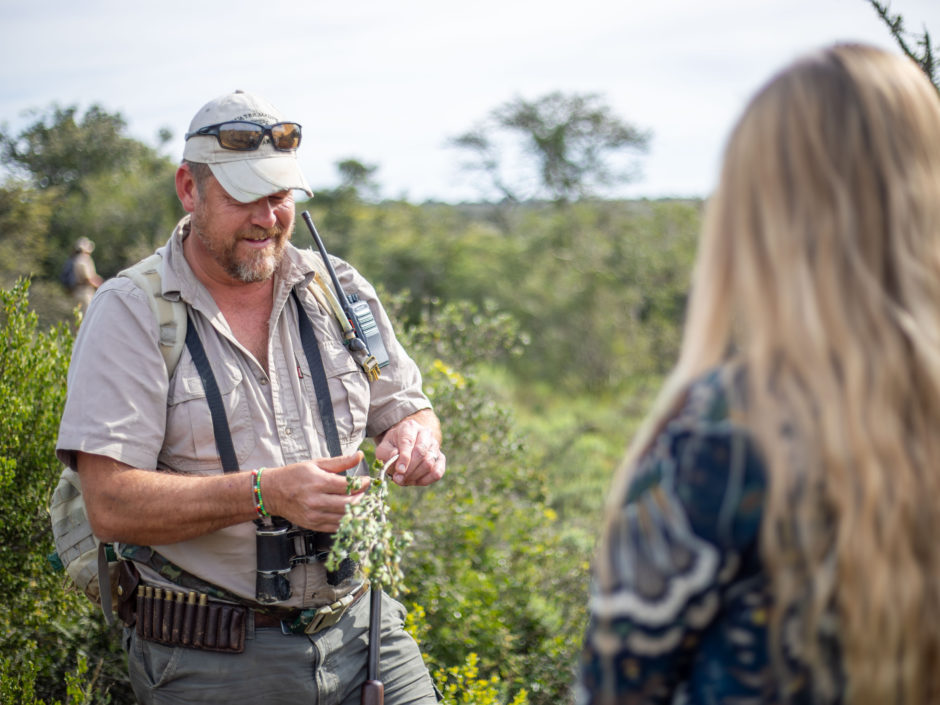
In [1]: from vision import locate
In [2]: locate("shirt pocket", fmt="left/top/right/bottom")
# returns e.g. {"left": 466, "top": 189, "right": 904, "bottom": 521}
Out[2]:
{"left": 159, "top": 357, "right": 256, "bottom": 472}
{"left": 315, "top": 345, "right": 370, "bottom": 451}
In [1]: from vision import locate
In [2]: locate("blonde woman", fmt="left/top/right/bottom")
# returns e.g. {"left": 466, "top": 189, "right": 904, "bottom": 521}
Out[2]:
{"left": 578, "top": 44, "right": 940, "bottom": 704}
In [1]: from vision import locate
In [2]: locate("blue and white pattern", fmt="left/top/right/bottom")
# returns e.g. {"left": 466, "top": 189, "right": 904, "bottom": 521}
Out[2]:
{"left": 577, "top": 368, "right": 822, "bottom": 704}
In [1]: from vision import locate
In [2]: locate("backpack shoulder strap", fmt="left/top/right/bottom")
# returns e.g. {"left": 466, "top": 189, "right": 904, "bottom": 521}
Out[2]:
{"left": 118, "top": 253, "right": 187, "bottom": 377}
{"left": 52, "top": 252, "right": 184, "bottom": 623}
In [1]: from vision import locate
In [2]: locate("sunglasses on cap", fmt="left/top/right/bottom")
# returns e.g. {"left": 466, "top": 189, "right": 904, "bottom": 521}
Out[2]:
{"left": 185, "top": 121, "right": 302, "bottom": 152}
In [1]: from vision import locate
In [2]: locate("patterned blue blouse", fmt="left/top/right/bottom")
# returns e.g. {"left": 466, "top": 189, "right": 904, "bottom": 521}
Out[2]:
{"left": 577, "top": 368, "right": 825, "bottom": 704}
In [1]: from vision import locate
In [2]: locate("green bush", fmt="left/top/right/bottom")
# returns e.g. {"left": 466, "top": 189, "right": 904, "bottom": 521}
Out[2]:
{"left": 0, "top": 279, "right": 130, "bottom": 704}
{"left": 392, "top": 297, "right": 589, "bottom": 704}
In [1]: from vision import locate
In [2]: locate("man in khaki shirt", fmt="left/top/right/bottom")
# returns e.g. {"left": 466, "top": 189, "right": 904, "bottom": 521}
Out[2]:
{"left": 57, "top": 90, "right": 445, "bottom": 705}
{"left": 67, "top": 236, "right": 103, "bottom": 309}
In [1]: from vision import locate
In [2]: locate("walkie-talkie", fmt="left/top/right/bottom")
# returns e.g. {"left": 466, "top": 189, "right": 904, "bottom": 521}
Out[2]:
{"left": 301, "top": 211, "right": 390, "bottom": 369}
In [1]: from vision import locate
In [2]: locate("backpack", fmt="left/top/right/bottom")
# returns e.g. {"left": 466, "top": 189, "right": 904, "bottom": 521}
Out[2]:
{"left": 60, "top": 255, "right": 78, "bottom": 291}
{"left": 49, "top": 252, "right": 185, "bottom": 624}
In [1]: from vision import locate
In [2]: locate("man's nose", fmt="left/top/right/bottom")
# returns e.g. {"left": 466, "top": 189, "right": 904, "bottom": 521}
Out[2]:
{"left": 249, "top": 197, "right": 278, "bottom": 228}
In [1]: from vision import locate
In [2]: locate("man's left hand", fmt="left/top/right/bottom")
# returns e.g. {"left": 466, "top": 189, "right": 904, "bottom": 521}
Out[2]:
{"left": 375, "top": 409, "right": 445, "bottom": 486}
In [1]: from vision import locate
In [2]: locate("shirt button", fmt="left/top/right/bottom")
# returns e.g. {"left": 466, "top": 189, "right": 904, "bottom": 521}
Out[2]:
{"left": 259, "top": 377, "right": 269, "bottom": 385}
{"left": 284, "top": 427, "right": 293, "bottom": 436}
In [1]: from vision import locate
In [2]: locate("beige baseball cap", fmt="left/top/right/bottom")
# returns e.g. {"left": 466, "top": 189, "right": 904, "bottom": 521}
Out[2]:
{"left": 182, "top": 90, "right": 313, "bottom": 203}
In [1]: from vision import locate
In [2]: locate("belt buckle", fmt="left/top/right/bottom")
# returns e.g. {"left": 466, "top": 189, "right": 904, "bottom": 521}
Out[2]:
{"left": 304, "top": 592, "right": 356, "bottom": 635}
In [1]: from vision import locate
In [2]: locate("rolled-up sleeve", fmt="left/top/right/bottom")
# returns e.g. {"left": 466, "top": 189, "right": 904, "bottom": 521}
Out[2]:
{"left": 332, "top": 258, "right": 431, "bottom": 437}
{"left": 56, "top": 278, "right": 170, "bottom": 471}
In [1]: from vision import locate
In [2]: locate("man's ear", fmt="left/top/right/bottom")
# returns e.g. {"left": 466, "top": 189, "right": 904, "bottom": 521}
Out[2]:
{"left": 176, "top": 164, "right": 198, "bottom": 213}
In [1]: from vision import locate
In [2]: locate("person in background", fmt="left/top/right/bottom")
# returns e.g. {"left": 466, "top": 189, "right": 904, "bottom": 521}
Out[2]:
{"left": 577, "top": 43, "right": 940, "bottom": 704}
{"left": 57, "top": 90, "right": 445, "bottom": 705}
{"left": 67, "top": 236, "right": 103, "bottom": 309}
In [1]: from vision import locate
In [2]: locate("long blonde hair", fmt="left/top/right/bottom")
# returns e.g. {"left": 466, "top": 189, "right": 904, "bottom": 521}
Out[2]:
{"left": 604, "top": 44, "right": 940, "bottom": 703}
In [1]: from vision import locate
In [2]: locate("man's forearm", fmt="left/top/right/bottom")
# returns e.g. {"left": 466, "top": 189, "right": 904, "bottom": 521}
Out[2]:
{"left": 77, "top": 450, "right": 368, "bottom": 544}
{"left": 77, "top": 452, "right": 256, "bottom": 545}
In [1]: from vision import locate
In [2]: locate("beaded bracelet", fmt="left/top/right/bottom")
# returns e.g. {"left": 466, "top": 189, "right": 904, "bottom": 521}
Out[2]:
{"left": 251, "top": 468, "right": 269, "bottom": 518}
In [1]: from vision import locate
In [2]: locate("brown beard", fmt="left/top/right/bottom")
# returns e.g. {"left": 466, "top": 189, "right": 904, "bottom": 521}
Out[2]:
{"left": 230, "top": 225, "right": 288, "bottom": 283}
{"left": 191, "top": 215, "right": 291, "bottom": 283}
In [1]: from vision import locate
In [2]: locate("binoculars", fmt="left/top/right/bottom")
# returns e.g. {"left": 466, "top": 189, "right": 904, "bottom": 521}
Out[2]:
{"left": 255, "top": 520, "right": 355, "bottom": 604}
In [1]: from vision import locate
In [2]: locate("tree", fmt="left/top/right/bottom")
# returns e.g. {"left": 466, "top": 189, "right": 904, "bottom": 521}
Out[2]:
{"left": 0, "top": 104, "right": 181, "bottom": 300}
{"left": 449, "top": 91, "right": 650, "bottom": 204}
{"left": 0, "top": 179, "right": 54, "bottom": 287}
{"left": 867, "top": 0, "right": 938, "bottom": 90}
{"left": 336, "top": 158, "right": 380, "bottom": 200}
{"left": 1, "top": 105, "right": 147, "bottom": 194}
{"left": 301, "top": 158, "right": 382, "bottom": 243}
{"left": 0, "top": 178, "right": 76, "bottom": 326}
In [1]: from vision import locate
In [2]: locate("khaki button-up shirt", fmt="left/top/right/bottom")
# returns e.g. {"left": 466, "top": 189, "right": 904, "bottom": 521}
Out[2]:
{"left": 57, "top": 217, "right": 431, "bottom": 607}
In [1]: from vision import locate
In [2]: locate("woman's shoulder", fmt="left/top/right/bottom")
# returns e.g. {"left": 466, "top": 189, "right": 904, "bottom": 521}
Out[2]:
{"left": 586, "top": 365, "right": 769, "bottom": 688}
{"left": 629, "top": 365, "right": 765, "bottom": 550}
{"left": 679, "top": 365, "right": 743, "bottom": 427}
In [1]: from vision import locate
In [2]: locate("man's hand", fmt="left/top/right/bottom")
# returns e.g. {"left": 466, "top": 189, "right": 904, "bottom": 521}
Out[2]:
{"left": 263, "top": 452, "right": 370, "bottom": 532}
{"left": 76, "top": 450, "right": 370, "bottom": 544}
{"left": 374, "top": 409, "right": 446, "bottom": 486}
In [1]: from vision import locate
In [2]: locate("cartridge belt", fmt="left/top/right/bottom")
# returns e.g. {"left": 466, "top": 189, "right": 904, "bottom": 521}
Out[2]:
{"left": 135, "top": 585, "right": 246, "bottom": 653}
{"left": 132, "top": 582, "right": 369, "bottom": 652}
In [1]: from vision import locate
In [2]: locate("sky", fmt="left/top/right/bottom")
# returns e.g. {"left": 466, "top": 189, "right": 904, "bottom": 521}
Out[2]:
{"left": 1, "top": 0, "right": 939, "bottom": 203}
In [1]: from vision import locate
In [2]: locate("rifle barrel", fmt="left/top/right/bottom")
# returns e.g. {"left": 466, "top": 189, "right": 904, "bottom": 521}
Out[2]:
{"left": 361, "top": 586, "right": 384, "bottom": 705}
{"left": 368, "top": 587, "right": 382, "bottom": 679}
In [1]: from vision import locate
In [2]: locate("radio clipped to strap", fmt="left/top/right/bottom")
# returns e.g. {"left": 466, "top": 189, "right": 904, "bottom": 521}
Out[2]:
{"left": 306, "top": 273, "right": 381, "bottom": 382}
{"left": 301, "top": 210, "right": 391, "bottom": 382}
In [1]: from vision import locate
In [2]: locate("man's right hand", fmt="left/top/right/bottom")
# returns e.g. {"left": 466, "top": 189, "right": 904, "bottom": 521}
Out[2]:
{"left": 262, "top": 451, "right": 370, "bottom": 533}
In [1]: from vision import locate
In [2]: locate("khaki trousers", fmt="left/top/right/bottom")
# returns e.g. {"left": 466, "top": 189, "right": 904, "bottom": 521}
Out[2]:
{"left": 125, "top": 590, "right": 439, "bottom": 705}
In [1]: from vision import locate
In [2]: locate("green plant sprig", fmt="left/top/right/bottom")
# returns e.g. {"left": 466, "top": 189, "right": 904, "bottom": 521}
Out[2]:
{"left": 325, "top": 456, "right": 413, "bottom": 595}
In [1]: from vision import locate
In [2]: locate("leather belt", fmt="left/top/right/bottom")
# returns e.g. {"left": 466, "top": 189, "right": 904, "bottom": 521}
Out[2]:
{"left": 253, "top": 584, "right": 369, "bottom": 635}
{"left": 254, "top": 612, "right": 293, "bottom": 628}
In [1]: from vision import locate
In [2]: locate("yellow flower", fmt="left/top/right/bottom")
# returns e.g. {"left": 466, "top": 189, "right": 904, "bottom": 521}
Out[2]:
{"left": 432, "top": 358, "right": 466, "bottom": 389}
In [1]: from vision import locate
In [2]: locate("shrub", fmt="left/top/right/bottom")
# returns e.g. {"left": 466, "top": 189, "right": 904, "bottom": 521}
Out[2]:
{"left": 393, "top": 297, "right": 589, "bottom": 704}
{"left": 0, "top": 279, "right": 129, "bottom": 704}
